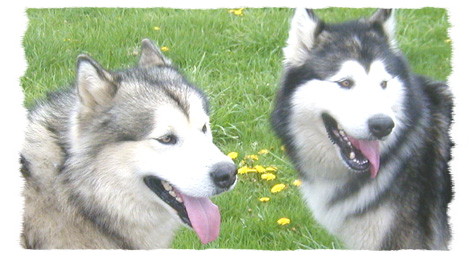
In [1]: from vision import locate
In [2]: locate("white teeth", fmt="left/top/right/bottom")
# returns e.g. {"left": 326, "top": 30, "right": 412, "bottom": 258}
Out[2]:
{"left": 169, "top": 190, "right": 177, "bottom": 198}
{"left": 349, "top": 152, "right": 356, "bottom": 160}
{"left": 161, "top": 180, "right": 181, "bottom": 202}
{"left": 162, "top": 181, "right": 172, "bottom": 191}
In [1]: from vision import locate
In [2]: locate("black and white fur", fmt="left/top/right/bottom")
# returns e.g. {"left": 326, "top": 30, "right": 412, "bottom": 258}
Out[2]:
{"left": 271, "top": 9, "right": 453, "bottom": 250}
{"left": 21, "top": 39, "right": 237, "bottom": 249}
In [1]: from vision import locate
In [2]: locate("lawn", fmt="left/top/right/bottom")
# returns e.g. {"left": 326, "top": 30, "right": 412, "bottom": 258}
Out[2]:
{"left": 21, "top": 7, "right": 451, "bottom": 250}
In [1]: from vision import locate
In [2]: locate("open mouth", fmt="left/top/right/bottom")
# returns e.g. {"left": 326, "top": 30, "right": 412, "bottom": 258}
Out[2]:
{"left": 321, "top": 113, "right": 380, "bottom": 178}
{"left": 143, "top": 176, "right": 221, "bottom": 244}
{"left": 143, "top": 176, "right": 190, "bottom": 225}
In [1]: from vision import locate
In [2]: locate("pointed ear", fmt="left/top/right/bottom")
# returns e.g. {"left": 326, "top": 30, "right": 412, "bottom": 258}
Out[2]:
{"left": 283, "top": 8, "right": 324, "bottom": 66}
{"left": 76, "top": 55, "right": 117, "bottom": 112}
{"left": 138, "top": 38, "right": 172, "bottom": 67}
{"left": 369, "top": 9, "right": 397, "bottom": 50}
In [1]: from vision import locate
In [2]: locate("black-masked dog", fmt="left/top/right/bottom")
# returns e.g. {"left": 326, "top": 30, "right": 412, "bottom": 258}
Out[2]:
{"left": 271, "top": 9, "right": 453, "bottom": 250}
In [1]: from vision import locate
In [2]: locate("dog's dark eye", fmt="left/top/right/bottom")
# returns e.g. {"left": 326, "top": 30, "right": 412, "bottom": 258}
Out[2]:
{"left": 380, "top": 80, "right": 388, "bottom": 89}
{"left": 202, "top": 124, "right": 207, "bottom": 133}
{"left": 337, "top": 79, "right": 354, "bottom": 89}
{"left": 156, "top": 134, "right": 177, "bottom": 145}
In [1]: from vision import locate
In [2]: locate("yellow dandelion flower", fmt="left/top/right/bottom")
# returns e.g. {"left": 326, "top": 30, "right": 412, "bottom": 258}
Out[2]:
{"left": 238, "top": 166, "right": 257, "bottom": 174}
{"left": 227, "top": 152, "right": 238, "bottom": 160}
{"left": 261, "top": 173, "right": 276, "bottom": 181}
{"left": 277, "top": 217, "right": 291, "bottom": 225}
{"left": 271, "top": 183, "right": 286, "bottom": 193}
{"left": 228, "top": 8, "right": 245, "bottom": 16}
{"left": 246, "top": 168, "right": 257, "bottom": 173}
{"left": 258, "top": 149, "right": 269, "bottom": 155}
{"left": 292, "top": 179, "right": 302, "bottom": 187}
{"left": 245, "top": 154, "right": 259, "bottom": 161}
{"left": 160, "top": 46, "right": 170, "bottom": 52}
{"left": 259, "top": 197, "right": 270, "bottom": 202}
{"left": 254, "top": 165, "right": 266, "bottom": 173}
{"left": 265, "top": 166, "right": 278, "bottom": 172}
{"left": 233, "top": 9, "right": 244, "bottom": 16}
{"left": 237, "top": 166, "right": 248, "bottom": 174}
{"left": 280, "top": 145, "right": 286, "bottom": 151}
{"left": 153, "top": 26, "right": 161, "bottom": 31}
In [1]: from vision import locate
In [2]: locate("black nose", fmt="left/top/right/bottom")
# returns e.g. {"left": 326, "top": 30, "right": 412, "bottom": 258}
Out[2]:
{"left": 210, "top": 162, "right": 237, "bottom": 189}
{"left": 368, "top": 114, "right": 394, "bottom": 139}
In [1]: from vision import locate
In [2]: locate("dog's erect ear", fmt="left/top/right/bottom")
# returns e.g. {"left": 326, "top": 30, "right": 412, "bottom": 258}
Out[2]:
{"left": 76, "top": 55, "right": 117, "bottom": 112}
{"left": 283, "top": 8, "right": 324, "bottom": 67}
{"left": 139, "top": 38, "right": 172, "bottom": 67}
{"left": 369, "top": 9, "right": 397, "bottom": 50}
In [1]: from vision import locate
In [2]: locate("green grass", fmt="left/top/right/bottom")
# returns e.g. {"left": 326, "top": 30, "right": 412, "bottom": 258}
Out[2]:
{"left": 21, "top": 7, "right": 451, "bottom": 250}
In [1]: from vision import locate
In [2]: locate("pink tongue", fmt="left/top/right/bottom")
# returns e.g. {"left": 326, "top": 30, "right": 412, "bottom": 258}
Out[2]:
{"left": 180, "top": 194, "right": 221, "bottom": 244}
{"left": 349, "top": 137, "right": 380, "bottom": 178}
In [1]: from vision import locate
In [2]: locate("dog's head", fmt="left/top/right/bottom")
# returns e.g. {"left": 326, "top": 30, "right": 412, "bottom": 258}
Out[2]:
{"left": 71, "top": 39, "right": 236, "bottom": 244}
{"left": 277, "top": 9, "right": 410, "bottom": 179}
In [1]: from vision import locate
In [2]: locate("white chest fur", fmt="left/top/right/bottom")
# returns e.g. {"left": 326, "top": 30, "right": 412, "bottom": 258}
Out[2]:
{"left": 300, "top": 176, "right": 395, "bottom": 249}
